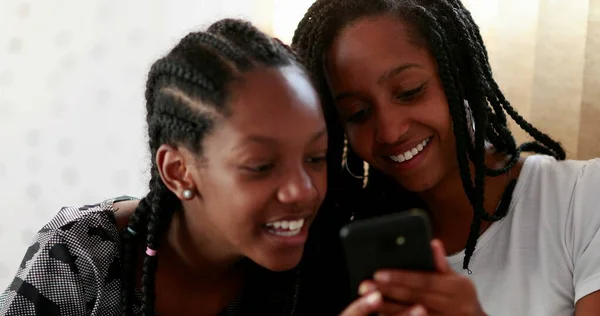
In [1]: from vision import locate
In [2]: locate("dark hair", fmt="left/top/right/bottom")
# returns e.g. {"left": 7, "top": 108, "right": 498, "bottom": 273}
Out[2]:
{"left": 292, "top": 0, "right": 565, "bottom": 272}
{"left": 119, "top": 18, "right": 301, "bottom": 316}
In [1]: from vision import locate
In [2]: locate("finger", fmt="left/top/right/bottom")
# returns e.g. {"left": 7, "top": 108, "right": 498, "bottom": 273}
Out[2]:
{"left": 399, "top": 305, "right": 428, "bottom": 316}
{"left": 376, "top": 282, "right": 450, "bottom": 309}
{"left": 339, "top": 291, "right": 383, "bottom": 316}
{"left": 374, "top": 270, "right": 439, "bottom": 293}
{"left": 378, "top": 301, "right": 412, "bottom": 315}
{"left": 358, "top": 280, "right": 377, "bottom": 296}
{"left": 430, "top": 239, "right": 451, "bottom": 274}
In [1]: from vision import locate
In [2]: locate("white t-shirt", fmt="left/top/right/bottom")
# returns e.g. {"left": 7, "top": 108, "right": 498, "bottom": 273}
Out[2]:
{"left": 448, "top": 155, "right": 600, "bottom": 316}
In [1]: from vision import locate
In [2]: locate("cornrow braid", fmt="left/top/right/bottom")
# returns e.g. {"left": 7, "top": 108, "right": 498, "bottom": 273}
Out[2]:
{"left": 292, "top": 0, "right": 566, "bottom": 271}
{"left": 208, "top": 19, "right": 294, "bottom": 65}
{"left": 175, "top": 32, "right": 252, "bottom": 70}
{"left": 120, "top": 18, "right": 302, "bottom": 316}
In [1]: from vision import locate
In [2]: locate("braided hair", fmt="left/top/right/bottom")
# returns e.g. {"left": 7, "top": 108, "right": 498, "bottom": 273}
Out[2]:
{"left": 292, "top": 0, "right": 565, "bottom": 271}
{"left": 119, "top": 18, "right": 301, "bottom": 316}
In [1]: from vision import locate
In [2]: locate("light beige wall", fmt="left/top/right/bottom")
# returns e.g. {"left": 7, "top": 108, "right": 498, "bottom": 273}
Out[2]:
{"left": 580, "top": 0, "right": 600, "bottom": 159}
{"left": 464, "top": 0, "right": 599, "bottom": 159}
{"left": 252, "top": 0, "right": 275, "bottom": 36}
{"left": 530, "top": 0, "right": 589, "bottom": 158}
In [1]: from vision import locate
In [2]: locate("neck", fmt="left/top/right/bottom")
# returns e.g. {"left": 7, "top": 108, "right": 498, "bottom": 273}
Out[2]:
{"left": 161, "top": 207, "right": 243, "bottom": 283}
{"left": 416, "top": 149, "right": 522, "bottom": 255}
{"left": 147, "top": 206, "right": 245, "bottom": 316}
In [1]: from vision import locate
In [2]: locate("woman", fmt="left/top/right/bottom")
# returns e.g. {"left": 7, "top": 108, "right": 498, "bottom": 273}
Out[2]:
{"left": 293, "top": 0, "right": 600, "bottom": 315}
{"left": 0, "top": 18, "right": 329, "bottom": 315}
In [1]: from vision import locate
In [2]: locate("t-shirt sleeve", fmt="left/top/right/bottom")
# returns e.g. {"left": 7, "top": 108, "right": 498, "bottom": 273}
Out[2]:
{"left": 570, "top": 158, "right": 600, "bottom": 303}
{"left": 0, "top": 227, "right": 101, "bottom": 316}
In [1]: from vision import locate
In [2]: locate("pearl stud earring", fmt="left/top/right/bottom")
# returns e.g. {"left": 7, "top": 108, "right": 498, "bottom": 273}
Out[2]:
{"left": 182, "top": 189, "right": 194, "bottom": 200}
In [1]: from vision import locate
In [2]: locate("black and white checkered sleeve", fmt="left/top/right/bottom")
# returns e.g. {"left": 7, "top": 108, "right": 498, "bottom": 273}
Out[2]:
{"left": 0, "top": 227, "right": 96, "bottom": 316}
{"left": 0, "top": 204, "right": 123, "bottom": 316}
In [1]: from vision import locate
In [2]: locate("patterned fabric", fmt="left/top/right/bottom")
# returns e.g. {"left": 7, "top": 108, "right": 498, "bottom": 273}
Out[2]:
{"left": 0, "top": 197, "right": 300, "bottom": 316}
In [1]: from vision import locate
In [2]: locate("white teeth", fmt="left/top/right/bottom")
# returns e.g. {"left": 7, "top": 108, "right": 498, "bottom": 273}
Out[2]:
{"left": 272, "top": 229, "right": 301, "bottom": 237}
{"left": 291, "top": 219, "right": 303, "bottom": 230}
{"left": 389, "top": 137, "right": 431, "bottom": 163}
{"left": 265, "top": 218, "right": 305, "bottom": 236}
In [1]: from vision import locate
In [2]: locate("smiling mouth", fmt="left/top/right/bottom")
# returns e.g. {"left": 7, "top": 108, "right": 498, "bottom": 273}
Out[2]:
{"left": 264, "top": 218, "right": 305, "bottom": 237}
{"left": 388, "top": 137, "right": 432, "bottom": 163}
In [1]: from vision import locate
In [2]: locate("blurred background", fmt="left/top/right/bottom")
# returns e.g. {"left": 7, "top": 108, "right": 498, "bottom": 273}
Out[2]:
{"left": 0, "top": 0, "right": 599, "bottom": 288}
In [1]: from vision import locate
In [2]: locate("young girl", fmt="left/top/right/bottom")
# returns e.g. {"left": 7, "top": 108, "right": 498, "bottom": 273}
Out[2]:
{"left": 293, "top": 0, "right": 600, "bottom": 315}
{"left": 1, "top": 18, "right": 329, "bottom": 315}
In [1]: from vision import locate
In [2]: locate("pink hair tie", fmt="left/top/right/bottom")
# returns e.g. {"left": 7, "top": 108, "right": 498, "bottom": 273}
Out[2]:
{"left": 145, "top": 247, "right": 157, "bottom": 257}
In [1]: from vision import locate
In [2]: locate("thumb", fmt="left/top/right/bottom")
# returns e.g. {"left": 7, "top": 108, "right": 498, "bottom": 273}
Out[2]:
{"left": 400, "top": 305, "right": 428, "bottom": 316}
{"left": 431, "top": 239, "right": 451, "bottom": 273}
{"left": 339, "top": 291, "right": 382, "bottom": 316}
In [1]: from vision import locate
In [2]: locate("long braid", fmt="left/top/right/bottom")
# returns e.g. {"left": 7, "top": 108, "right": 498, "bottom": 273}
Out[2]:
{"left": 292, "top": 0, "right": 566, "bottom": 271}
{"left": 413, "top": 6, "right": 490, "bottom": 268}
{"left": 410, "top": 6, "right": 476, "bottom": 200}
{"left": 449, "top": 3, "right": 523, "bottom": 164}
{"left": 409, "top": 8, "right": 485, "bottom": 268}
{"left": 431, "top": 1, "right": 517, "bottom": 168}
{"left": 119, "top": 196, "right": 150, "bottom": 316}
{"left": 140, "top": 169, "right": 177, "bottom": 315}
{"left": 450, "top": 18, "right": 521, "bottom": 175}
{"left": 416, "top": 4, "right": 501, "bottom": 224}
{"left": 120, "top": 19, "right": 302, "bottom": 315}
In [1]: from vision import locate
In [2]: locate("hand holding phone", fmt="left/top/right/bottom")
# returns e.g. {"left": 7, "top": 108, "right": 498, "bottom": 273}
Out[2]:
{"left": 339, "top": 211, "right": 486, "bottom": 316}
{"left": 339, "top": 209, "right": 435, "bottom": 296}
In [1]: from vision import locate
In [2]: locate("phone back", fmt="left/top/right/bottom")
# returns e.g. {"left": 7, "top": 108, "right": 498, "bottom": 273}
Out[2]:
{"left": 339, "top": 209, "right": 436, "bottom": 295}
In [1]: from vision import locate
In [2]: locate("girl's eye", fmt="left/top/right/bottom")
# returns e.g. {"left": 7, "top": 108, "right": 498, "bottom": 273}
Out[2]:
{"left": 396, "top": 84, "right": 426, "bottom": 102}
{"left": 306, "top": 155, "right": 327, "bottom": 164}
{"left": 347, "top": 108, "right": 371, "bottom": 123}
{"left": 244, "top": 163, "right": 274, "bottom": 173}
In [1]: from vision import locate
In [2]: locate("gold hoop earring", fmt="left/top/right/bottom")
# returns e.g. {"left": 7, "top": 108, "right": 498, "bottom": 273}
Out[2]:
{"left": 342, "top": 136, "right": 369, "bottom": 188}
{"left": 464, "top": 99, "right": 476, "bottom": 144}
{"left": 362, "top": 161, "right": 369, "bottom": 189}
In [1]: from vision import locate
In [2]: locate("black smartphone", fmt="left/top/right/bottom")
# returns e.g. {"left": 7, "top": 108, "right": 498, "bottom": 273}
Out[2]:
{"left": 339, "top": 209, "right": 436, "bottom": 295}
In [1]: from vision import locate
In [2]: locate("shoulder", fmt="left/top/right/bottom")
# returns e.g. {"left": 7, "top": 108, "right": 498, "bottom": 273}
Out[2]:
{"left": 43, "top": 195, "right": 140, "bottom": 245}
{"left": 571, "top": 157, "right": 600, "bottom": 186}
{"left": 507, "top": 156, "right": 600, "bottom": 303}
{"left": 521, "top": 155, "right": 600, "bottom": 245}
{"left": 521, "top": 154, "right": 598, "bottom": 182}
{"left": 516, "top": 155, "right": 599, "bottom": 203}
{"left": 36, "top": 200, "right": 123, "bottom": 255}
{"left": 510, "top": 155, "right": 600, "bottom": 248}
{"left": 0, "top": 199, "right": 125, "bottom": 315}
{"left": 515, "top": 155, "right": 600, "bottom": 220}
{"left": 46, "top": 200, "right": 118, "bottom": 234}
